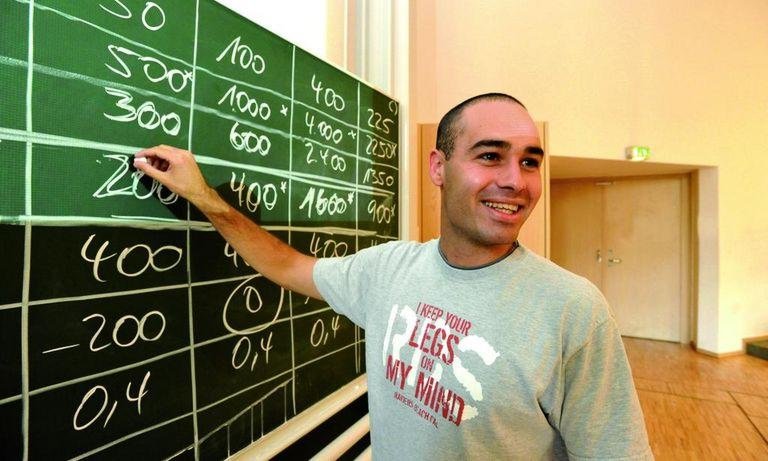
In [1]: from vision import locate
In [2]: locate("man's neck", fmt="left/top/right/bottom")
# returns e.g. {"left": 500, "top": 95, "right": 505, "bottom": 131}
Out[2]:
{"left": 437, "top": 239, "right": 519, "bottom": 269}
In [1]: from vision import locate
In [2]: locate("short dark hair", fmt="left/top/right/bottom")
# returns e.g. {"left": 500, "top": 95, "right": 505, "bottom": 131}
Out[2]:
{"left": 435, "top": 93, "right": 527, "bottom": 158}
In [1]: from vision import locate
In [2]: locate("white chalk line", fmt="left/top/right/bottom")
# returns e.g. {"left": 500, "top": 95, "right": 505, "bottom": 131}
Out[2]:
{"left": 0, "top": 127, "right": 396, "bottom": 198}
{"left": 0, "top": 55, "right": 193, "bottom": 109}
{"left": 294, "top": 99, "right": 357, "bottom": 132}
{"left": 0, "top": 126, "right": 145, "bottom": 154}
{"left": 186, "top": 2, "right": 202, "bottom": 457}
{"left": 41, "top": 343, "right": 79, "bottom": 354}
{"left": 21, "top": 1, "right": 35, "bottom": 458}
{"left": 288, "top": 44, "right": 298, "bottom": 417}
{"left": 0, "top": 394, "right": 22, "bottom": 405}
{"left": 194, "top": 153, "right": 395, "bottom": 197}
{"left": 354, "top": 72, "right": 361, "bottom": 379}
{"left": 0, "top": 216, "right": 387, "bottom": 239}
{"left": 0, "top": 302, "right": 23, "bottom": 311}
{"left": 28, "top": 345, "right": 191, "bottom": 397}
{"left": 27, "top": 283, "right": 191, "bottom": 307}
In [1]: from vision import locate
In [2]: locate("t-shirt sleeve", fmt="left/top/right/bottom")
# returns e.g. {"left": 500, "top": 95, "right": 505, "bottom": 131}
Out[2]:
{"left": 559, "top": 318, "right": 654, "bottom": 460}
{"left": 312, "top": 246, "right": 379, "bottom": 328}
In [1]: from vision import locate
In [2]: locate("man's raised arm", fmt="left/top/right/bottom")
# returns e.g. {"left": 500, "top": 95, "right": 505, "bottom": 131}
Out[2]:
{"left": 134, "top": 145, "right": 322, "bottom": 300}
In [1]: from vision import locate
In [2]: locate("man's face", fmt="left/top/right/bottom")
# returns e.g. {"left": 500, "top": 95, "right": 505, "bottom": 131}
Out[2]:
{"left": 430, "top": 99, "right": 543, "bottom": 259}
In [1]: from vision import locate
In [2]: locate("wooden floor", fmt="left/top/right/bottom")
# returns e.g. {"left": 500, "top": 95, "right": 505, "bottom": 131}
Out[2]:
{"left": 624, "top": 337, "right": 768, "bottom": 460}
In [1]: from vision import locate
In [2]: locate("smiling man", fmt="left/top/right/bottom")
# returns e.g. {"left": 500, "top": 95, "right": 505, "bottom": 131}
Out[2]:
{"left": 135, "top": 93, "right": 652, "bottom": 460}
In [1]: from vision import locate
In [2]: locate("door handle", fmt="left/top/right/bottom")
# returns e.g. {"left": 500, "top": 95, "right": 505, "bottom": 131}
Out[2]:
{"left": 607, "top": 250, "right": 622, "bottom": 265}
{"left": 596, "top": 250, "right": 602, "bottom": 263}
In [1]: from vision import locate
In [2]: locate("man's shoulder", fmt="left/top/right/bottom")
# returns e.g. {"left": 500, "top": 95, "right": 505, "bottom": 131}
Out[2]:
{"left": 357, "top": 238, "right": 432, "bottom": 259}
{"left": 516, "top": 246, "right": 612, "bottom": 336}
{"left": 518, "top": 246, "right": 601, "bottom": 298}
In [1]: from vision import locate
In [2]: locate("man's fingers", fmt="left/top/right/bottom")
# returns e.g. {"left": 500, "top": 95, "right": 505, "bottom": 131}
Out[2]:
{"left": 133, "top": 155, "right": 169, "bottom": 178}
{"left": 134, "top": 145, "right": 179, "bottom": 173}
{"left": 135, "top": 145, "right": 177, "bottom": 162}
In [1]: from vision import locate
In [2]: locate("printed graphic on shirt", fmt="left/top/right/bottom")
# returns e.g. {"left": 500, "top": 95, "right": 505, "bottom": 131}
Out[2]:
{"left": 382, "top": 302, "right": 500, "bottom": 429}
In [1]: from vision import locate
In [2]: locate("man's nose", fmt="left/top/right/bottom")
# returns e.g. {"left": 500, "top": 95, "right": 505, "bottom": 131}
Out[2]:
{"left": 497, "top": 164, "right": 525, "bottom": 191}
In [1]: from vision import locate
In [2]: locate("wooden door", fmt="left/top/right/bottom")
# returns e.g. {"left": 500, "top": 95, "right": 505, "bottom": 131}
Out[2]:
{"left": 549, "top": 181, "right": 603, "bottom": 288}
{"left": 602, "top": 177, "right": 688, "bottom": 342}
{"left": 551, "top": 176, "right": 690, "bottom": 342}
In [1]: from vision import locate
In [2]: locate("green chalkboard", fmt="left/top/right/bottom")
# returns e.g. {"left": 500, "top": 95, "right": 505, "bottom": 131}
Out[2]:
{"left": 0, "top": 1, "right": 398, "bottom": 459}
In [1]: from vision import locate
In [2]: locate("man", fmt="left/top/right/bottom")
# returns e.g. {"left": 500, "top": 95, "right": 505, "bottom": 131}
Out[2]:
{"left": 135, "top": 93, "right": 652, "bottom": 459}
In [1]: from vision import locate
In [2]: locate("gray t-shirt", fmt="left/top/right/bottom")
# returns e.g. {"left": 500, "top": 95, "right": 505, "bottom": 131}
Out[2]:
{"left": 314, "top": 239, "right": 652, "bottom": 460}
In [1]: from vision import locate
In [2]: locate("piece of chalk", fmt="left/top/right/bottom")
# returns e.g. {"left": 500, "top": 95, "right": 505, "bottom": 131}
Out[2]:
{"left": 135, "top": 157, "right": 149, "bottom": 163}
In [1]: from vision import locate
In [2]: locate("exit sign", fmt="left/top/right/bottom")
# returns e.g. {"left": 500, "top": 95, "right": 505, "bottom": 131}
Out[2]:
{"left": 626, "top": 146, "right": 651, "bottom": 161}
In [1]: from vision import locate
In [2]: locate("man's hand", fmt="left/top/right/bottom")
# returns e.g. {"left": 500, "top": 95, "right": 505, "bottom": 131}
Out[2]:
{"left": 134, "top": 145, "right": 218, "bottom": 211}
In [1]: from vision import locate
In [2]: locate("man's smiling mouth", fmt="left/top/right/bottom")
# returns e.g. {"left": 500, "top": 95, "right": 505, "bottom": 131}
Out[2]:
{"left": 482, "top": 201, "right": 520, "bottom": 214}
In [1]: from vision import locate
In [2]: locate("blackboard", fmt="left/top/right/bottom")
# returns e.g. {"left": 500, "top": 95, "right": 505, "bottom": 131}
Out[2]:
{"left": 0, "top": 1, "right": 399, "bottom": 459}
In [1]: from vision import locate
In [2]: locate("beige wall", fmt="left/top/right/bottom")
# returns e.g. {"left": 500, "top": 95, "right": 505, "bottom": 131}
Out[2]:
{"left": 409, "top": 0, "right": 768, "bottom": 353}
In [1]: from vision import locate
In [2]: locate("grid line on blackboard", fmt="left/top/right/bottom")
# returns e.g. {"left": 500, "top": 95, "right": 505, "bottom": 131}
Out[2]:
{"left": 21, "top": 0, "right": 35, "bottom": 459}
{"left": 0, "top": 393, "right": 22, "bottom": 406}
{"left": 0, "top": 301, "right": 23, "bottom": 311}
{"left": 354, "top": 81, "right": 361, "bottom": 374}
{"left": 26, "top": 282, "right": 190, "bottom": 306}
{"left": 288, "top": 43, "right": 298, "bottom": 417}
{"left": 187, "top": 1, "right": 202, "bottom": 458}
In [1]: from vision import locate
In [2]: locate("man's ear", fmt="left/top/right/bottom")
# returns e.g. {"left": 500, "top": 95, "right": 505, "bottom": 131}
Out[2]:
{"left": 429, "top": 149, "right": 446, "bottom": 187}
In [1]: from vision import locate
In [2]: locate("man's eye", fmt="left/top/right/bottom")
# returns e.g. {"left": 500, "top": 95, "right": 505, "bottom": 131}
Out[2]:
{"left": 479, "top": 152, "right": 499, "bottom": 161}
{"left": 522, "top": 158, "right": 540, "bottom": 168}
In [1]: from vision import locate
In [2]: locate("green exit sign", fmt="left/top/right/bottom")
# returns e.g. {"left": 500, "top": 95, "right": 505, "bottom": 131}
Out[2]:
{"left": 626, "top": 146, "right": 651, "bottom": 161}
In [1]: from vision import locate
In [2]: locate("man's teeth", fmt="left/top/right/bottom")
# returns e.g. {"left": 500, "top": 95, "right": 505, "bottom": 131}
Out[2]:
{"left": 482, "top": 201, "right": 519, "bottom": 214}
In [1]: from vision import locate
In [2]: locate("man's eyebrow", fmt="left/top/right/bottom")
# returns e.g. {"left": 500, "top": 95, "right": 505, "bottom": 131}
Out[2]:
{"left": 470, "top": 139, "right": 544, "bottom": 156}
{"left": 525, "top": 146, "right": 545, "bottom": 156}
{"left": 470, "top": 139, "right": 511, "bottom": 150}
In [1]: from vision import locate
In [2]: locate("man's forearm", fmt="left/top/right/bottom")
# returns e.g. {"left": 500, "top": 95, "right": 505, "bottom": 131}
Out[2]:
{"left": 197, "top": 189, "right": 322, "bottom": 300}
{"left": 134, "top": 146, "right": 322, "bottom": 299}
